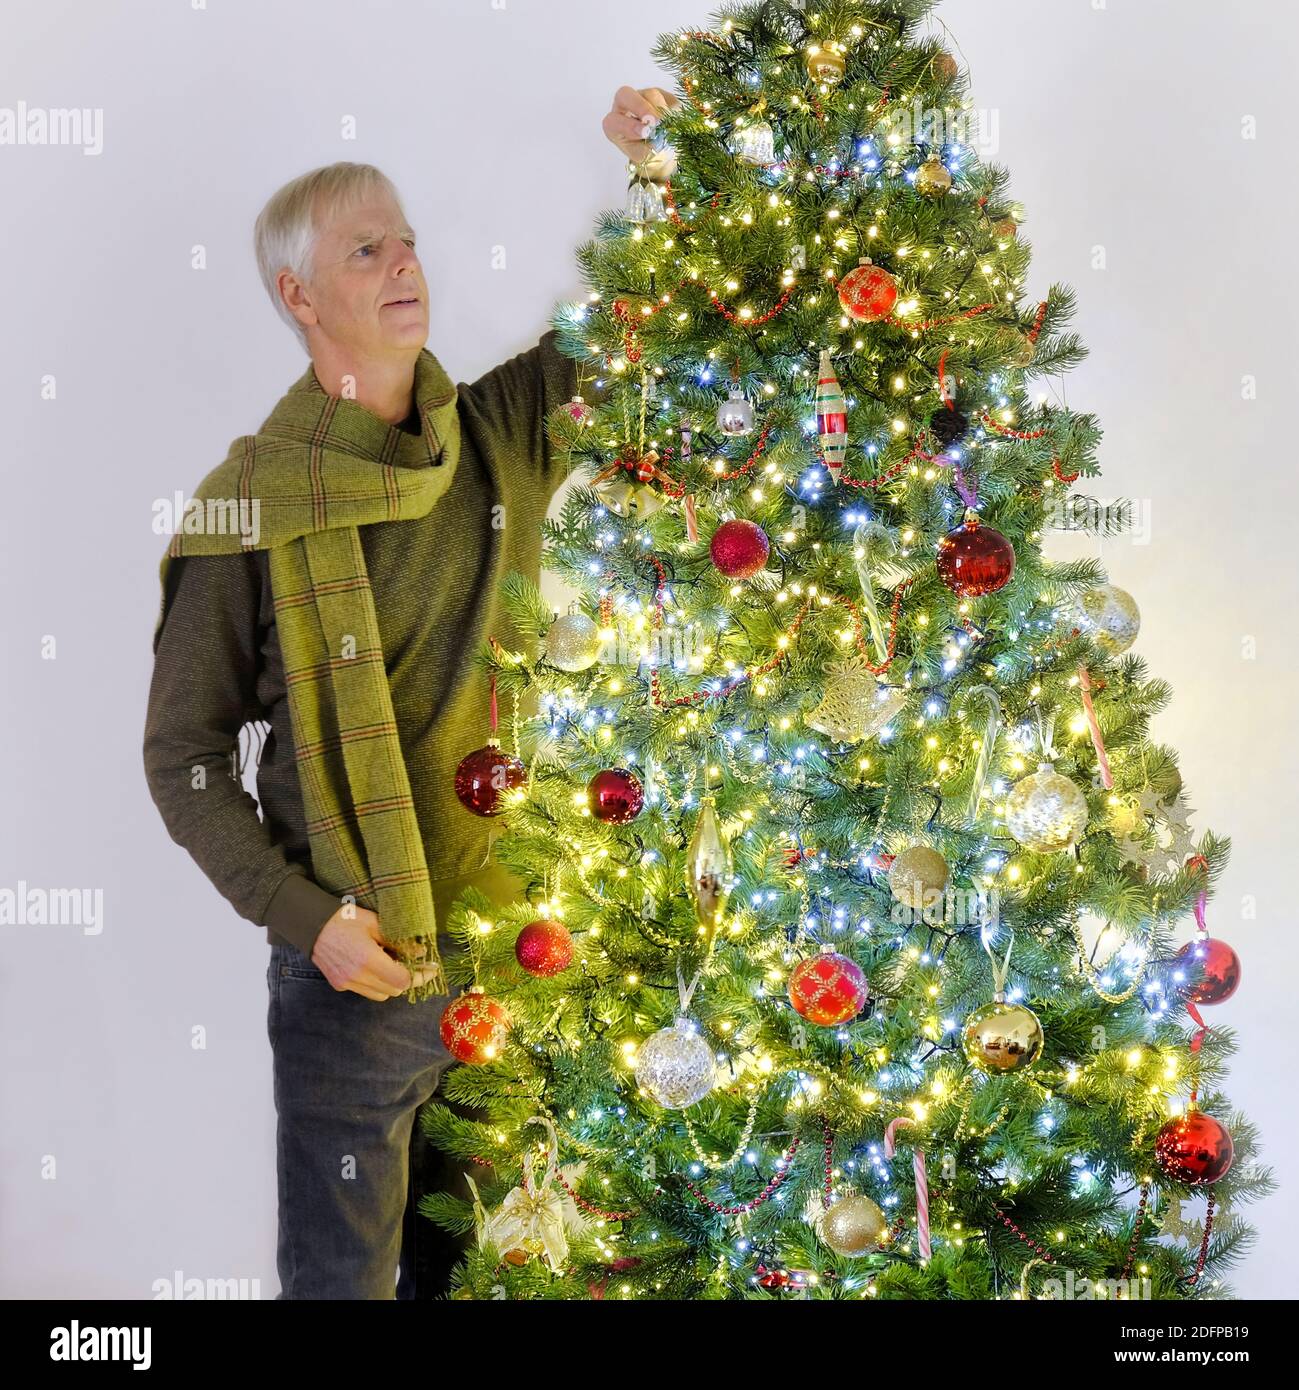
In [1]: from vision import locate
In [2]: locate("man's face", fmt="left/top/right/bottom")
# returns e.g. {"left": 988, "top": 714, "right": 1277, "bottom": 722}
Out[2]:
{"left": 285, "top": 191, "right": 429, "bottom": 359}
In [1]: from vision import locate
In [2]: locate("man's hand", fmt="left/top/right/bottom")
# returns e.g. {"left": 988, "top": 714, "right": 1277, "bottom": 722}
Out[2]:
{"left": 603, "top": 85, "right": 681, "bottom": 166}
{"left": 310, "top": 904, "right": 439, "bottom": 999}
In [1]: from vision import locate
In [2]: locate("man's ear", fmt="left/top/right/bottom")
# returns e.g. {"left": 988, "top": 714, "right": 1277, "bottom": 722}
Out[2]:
{"left": 278, "top": 267, "right": 319, "bottom": 330}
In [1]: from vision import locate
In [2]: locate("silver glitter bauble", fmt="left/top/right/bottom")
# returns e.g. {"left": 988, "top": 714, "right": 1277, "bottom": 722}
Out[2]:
{"left": 635, "top": 1019, "right": 716, "bottom": 1109}
{"left": 1005, "top": 763, "right": 1089, "bottom": 853}
{"left": 822, "top": 1194, "right": 888, "bottom": 1256}
{"left": 808, "top": 658, "right": 907, "bottom": 743}
{"left": 962, "top": 998, "right": 1044, "bottom": 1074}
{"left": 544, "top": 612, "right": 602, "bottom": 673}
{"left": 731, "top": 119, "right": 776, "bottom": 166}
{"left": 1067, "top": 584, "right": 1141, "bottom": 656}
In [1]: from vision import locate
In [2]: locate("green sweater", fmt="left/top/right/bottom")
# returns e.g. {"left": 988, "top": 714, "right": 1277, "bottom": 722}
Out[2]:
{"left": 142, "top": 332, "right": 576, "bottom": 958}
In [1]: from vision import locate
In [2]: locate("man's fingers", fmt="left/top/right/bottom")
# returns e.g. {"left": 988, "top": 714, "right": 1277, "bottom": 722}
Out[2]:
{"left": 641, "top": 87, "right": 679, "bottom": 116}
{"left": 613, "top": 85, "right": 659, "bottom": 123}
{"left": 604, "top": 111, "right": 654, "bottom": 154}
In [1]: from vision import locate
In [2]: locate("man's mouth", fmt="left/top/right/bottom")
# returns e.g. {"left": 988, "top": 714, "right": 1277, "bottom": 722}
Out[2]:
{"left": 383, "top": 296, "right": 420, "bottom": 307}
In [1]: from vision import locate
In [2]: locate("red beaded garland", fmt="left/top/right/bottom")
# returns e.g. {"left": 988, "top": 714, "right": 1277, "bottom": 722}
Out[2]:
{"left": 1172, "top": 937, "right": 1241, "bottom": 1006}
{"left": 515, "top": 918, "right": 574, "bottom": 977}
{"left": 587, "top": 767, "right": 645, "bottom": 824}
{"left": 788, "top": 952, "right": 869, "bottom": 1027}
{"left": 438, "top": 988, "right": 510, "bottom": 1065}
{"left": 837, "top": 259, "right": 899, "bottom": 323}
{"left": 1155, "top": 1111, "right": 1235, "bottom": 1186}
{"left": 454, "top": 741, "right": 526, "bottom": 816}
{"left": 709, "top": 518, "right": 770, "bottom": 579}
{"left": 936, "top": 513, "right": 1016, "bottom": 597}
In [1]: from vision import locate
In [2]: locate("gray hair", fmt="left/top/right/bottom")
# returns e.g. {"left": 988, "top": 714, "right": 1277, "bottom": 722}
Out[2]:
{"left": 253, "top": 161, "right": 406, "bottom": 350}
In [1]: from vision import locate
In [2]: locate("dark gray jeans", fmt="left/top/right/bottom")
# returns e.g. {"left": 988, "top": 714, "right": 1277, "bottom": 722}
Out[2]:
{"left": 265, "top": 861, "right": 523, "bottom": 1298}
{"left": 265, "top": 938, "right": 466, "bottom": 1298}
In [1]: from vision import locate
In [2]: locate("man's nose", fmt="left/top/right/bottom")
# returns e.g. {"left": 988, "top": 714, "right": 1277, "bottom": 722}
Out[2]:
{"left": 387, "top": 236, "right": 419, "bottom": 272}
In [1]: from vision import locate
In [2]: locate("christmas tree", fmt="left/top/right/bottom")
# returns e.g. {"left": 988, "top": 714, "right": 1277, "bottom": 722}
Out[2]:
{"left": 421, "top": 0, "right": 1270, "bottom": 1301}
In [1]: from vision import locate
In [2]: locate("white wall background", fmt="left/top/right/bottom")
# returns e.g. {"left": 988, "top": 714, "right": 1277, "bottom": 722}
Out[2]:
{"left": 1, "top": 0, "right": 1294, "bottom": 1298}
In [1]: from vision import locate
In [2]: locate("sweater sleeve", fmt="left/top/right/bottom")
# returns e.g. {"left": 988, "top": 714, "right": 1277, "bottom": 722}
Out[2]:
{"left": 459, "top": 327, "right": 580, "bottom": 494}
{"left": 142, "top": 551, "right": 341, "bottom": 958}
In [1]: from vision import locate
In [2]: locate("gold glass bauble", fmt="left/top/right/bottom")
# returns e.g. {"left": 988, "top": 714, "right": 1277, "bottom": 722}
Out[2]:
{"left": 962, "top": 999, "right": 1044, "bottom": 1074}
{"left": 915, "top": 154, "right": 953, "bottom": 198}
{"left": 1005, "top": 763, "right": 1089, "bottom": 853}
{"left": 888, "top": 845, "right": 950, "bottom": 911}
{"left": 685, "top": 794, "right": 734, "bottom": 941}
{"left": 806, "top": 44, "right": 846, "bottom": 84}
{"left": 822, "top": 1194, "right": 888, "bottom": 1256}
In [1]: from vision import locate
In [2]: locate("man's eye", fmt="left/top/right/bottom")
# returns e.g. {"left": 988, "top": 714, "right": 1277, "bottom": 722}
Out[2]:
{"left": 355, "top": 244, "right": 376, "bottom": 257}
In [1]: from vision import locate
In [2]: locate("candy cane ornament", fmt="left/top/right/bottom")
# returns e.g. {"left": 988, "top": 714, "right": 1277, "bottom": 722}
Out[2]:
{"left": 884, "top": 1116, "right": 931, "bottom": 1261}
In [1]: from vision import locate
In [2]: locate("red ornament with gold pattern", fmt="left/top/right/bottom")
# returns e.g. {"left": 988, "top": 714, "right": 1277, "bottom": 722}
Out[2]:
{"left": 788, "top": 949, "right": 869, "bottom": 1026}
{"left": 837, "top": 257, "right": 898, "bottom": 323}
{"left": 439, "top": 987, "right": 510, "bottom": 1065}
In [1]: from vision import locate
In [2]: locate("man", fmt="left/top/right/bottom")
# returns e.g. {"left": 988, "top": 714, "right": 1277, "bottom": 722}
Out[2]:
{"left": 142, "top": 86, "right": 676, "bottom": 1300}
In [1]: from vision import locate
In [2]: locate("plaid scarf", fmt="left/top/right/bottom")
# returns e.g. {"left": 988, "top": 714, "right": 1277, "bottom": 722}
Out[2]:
{"left": 152, "top": 349, "right": 462, "bottom": 1001}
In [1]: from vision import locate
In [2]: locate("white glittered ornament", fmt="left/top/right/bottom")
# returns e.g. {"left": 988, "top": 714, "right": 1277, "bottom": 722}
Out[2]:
{"left": 635, "top": 1018, "right": 716, "bottom": 1109}
{"left": 544, "top": 611, "right": 602, "bottom": 673}
{"left": 1005, "top": 763, "right": 1089, "bottom": 853}
{"left": 1066, "top": 583, "right": 1141, "bottom": 656}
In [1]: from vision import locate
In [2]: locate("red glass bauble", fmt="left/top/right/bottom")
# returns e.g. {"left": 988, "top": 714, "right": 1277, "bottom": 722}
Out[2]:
{"left": 1172, "top": 937, "right": 1241, "bottom": 1006}
{"left": 587, "top": 767, "right": 645, "bottom": 824}
{"left": 515, "top": 918, "right": 574, "bottom": 977}
{"left": 1155, "top": 1111, "right": 1234, "bottom": 1186}
{"left": 710, "top": 519, "right": 770, "bottom": 579}
{"left": 438, "top": 987, "right": 510, "bottom": 1065}
{"left": 936, "top": 513, "right": 1016, "bottom": 596}
{"left": 788, "top": 951, "right": 869, "bottom": 1027}
{"left": 837, "top": 259, "right": 899, "bottom": 323}
{"left": 454, "top": 740, "right": 526, "bottom": 816}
